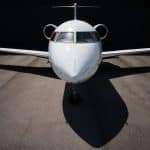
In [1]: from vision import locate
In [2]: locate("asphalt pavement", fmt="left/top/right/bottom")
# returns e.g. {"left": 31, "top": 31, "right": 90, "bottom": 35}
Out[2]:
{"left": 0, "top": 54, "right": 149, "bottom": 150}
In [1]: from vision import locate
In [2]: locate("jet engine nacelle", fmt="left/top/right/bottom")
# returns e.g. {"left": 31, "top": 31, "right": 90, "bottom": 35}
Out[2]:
{"left": 43, "top": 24, "right": 57, "bottom": 40}
{"left": 94, "top": 24, "right": 109, "bottom": 40}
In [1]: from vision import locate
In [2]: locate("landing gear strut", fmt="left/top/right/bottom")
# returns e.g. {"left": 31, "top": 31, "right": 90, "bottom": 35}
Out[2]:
{"left": 68, "top": 84, "right": 82, "bottom": 104}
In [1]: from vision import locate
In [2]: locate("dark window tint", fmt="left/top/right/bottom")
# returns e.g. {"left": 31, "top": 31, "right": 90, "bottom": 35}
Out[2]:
{"left": 51, "top": 32, "right": 56, "bottom": 41}
{"left": 51, "top": 32, "right": 59, "bottom": 41}
{"left": 56, "top": 32, "right": 74, "bottom": 43}
{"left": 77, "top": 32, "right": 99, "bottom": 43}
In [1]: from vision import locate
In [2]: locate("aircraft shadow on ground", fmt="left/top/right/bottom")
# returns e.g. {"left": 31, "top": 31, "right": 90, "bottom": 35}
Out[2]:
{"left": 63, "top": 62, "right": 150, "bottom": 147}
{"left": 0, "top": 62, "right": 150, "bottom": 147}
{"left": 0, "top": 65, "right": 58, "bottom": 79}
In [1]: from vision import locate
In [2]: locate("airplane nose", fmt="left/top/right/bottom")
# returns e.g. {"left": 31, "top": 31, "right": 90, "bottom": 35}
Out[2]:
{"left": 52, "top": 54, "right": 89, "bottom": 82}
{"left": 68, "top": 71, "right": 78, "bottom": 78}
{"left": 66, "top": 59, "right": 82, "bottom": 78}
{"left": 50, "top": 42, "right": 101, "bottom": 83}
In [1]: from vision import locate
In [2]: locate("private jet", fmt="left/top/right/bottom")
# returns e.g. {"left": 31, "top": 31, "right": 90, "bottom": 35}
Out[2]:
{"left": 0, "top": 3, "right": 150, "bottom": 100}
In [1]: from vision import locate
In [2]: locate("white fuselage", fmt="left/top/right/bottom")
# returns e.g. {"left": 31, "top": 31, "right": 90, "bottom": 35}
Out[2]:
{"left": 42, "top": 19, "right": 106, "bottom": 83}
{"left": 49, "top": 41, "right": 102, "bottom": 83}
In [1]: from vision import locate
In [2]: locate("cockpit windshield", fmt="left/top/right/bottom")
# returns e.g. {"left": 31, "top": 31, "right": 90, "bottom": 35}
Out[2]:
{"left": 76, "top": 32, "right": 99, "bottom": 43}
{"left": 56, "top": 32, "right": 74, "bottom": 43}
{"left": 51, "top": 31, "right": 99, "bottom": 43}
{"left": 51, "top": 32, "right": 74, "bottom": 43}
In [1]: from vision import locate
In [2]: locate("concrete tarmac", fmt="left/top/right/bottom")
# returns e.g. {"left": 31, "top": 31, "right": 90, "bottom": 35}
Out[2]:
{"left": 0, "top": 54, "right": 149, "bottom": 150}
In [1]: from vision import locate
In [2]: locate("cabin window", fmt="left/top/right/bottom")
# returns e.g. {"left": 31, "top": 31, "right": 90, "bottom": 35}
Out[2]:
{"left": 76, "top": 32, "right": 99, "bottom": 43}
{"left": 56, "top": 32, "right": 74, "bottom": 43}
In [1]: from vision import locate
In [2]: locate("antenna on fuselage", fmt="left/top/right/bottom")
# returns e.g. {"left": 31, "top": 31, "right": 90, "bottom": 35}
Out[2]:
{"left": 52, "top": 3, "right": 99, "bottom": 20}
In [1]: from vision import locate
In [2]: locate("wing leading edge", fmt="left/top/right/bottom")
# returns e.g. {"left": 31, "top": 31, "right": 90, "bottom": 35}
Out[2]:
{"left": 102, "top": 48, "right": 150, "bottom": 59}
{"left": 0, "top": 48, "right": 49, "bottom": 58}
{"left": 0, "top": 47, "right": 150, "bottom": 59}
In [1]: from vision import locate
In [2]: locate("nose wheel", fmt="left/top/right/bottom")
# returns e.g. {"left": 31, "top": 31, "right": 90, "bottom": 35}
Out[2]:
{"left": 68, "top": 84, "right": 82, "bottom": 104}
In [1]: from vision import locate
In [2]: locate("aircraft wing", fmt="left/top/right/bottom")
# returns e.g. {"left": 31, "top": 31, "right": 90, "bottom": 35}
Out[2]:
{"left": 102, "top": 48, "right": 150, "bottom": 59}
{"left": 0, "top": 48, "right": 49, "bottom": 58}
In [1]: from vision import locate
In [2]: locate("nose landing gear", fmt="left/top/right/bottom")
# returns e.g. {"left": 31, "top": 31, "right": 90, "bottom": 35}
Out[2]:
{"left": 68, "top": 84, "right": 82, "bottom": 104}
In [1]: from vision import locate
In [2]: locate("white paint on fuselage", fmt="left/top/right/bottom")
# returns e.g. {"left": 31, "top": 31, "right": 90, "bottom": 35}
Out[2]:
{"left": 49, "top": 41, "right": 102, "bottom": 83}
{"left": 55, "top": 20, "right": 95, "bottom": 32}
